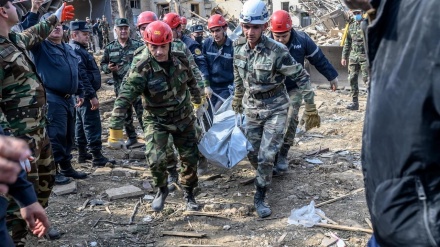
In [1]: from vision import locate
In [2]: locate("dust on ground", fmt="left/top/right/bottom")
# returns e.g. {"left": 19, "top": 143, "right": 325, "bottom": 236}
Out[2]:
{"left": 27, "top": 73, "right": 370, "bottom": 247}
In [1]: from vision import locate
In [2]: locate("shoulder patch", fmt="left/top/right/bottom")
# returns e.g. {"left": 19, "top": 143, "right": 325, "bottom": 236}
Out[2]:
{"left": 194, "top": 48, "right": 202, "bottom": 55}
{"left": 233, "top": 36, "right": 247, "bottom": 47}
{"left": 0, "top": 45, "right": 17, "bottom": 59}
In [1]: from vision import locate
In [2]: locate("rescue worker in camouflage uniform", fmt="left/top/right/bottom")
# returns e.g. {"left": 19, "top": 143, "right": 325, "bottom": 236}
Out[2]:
{"left": 181, "top": 16, "right": 191, "bottom": 36}
{"left": 232, "top": 0, "right": 310, "bottom": 218}
{"left": 0, "top": 2, "right": 75, "bottom": 244}
{"left": 101, "top": 18, "right": 144, "bottom": 147}
{"left": 70, "top": 20, "right": 115, "bottom": 167}
{"left": 269, "top": 10, "right": 338, "bottom": 173}
{"left": 137, "top": 11, "right": 158, "bottom": 40}
{"left": 99, "top": 15, "right": 110, "bottom": 47}
{"left": 108, "top": 21, "right": 202, "bottom": 212}
{"left": 163, "top": 13, "right": 210, "bottom": 189}
{"left": 85, "top": 17, "right": 94, "bottom": 52}
{"left": 341, "top": 9, "right": 368, "bottom": 110}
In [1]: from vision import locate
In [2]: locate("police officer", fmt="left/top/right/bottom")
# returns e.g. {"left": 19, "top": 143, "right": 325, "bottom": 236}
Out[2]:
{"left": 70, "top": 20, "right": 115, "bottom": 167}
{"left": 31, "top": 21, "right": 87, "bottom": 183}
{"left": 191, "top": 24, "right": 204, "bottom": 45}
{"left": 232, "top": 0, "right": 310, "bottom": 218}
{"left": 108, "top": 21, "right": 202, "bottom": 212}
{"left": 269, "top": 10, "right": 337, "bottom": 172}
{"left": 0, "top": 3, "right": 75, "bottom": 245}
{"left": 341, "top": 9, "right": 368, "bottom": 110}
{"left": 203, "top": 14, "right": 233, "bottom": 112}
{"left": 101, "top": 18, "right": 144, "bottom": 147}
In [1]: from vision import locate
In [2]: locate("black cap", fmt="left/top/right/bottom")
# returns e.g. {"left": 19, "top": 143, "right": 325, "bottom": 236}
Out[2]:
{"left": 70, "top": 21, "right": 91, "bottom": 32}
{"left": 191, "top": 25, "right": 204, "bottom": 33}
{"left": 115, "top": 18, "right": 129, "bottom": 27}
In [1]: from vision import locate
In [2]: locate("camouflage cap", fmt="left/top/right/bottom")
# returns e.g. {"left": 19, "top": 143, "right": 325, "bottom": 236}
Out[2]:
{"left": 70, "top": 21, "right": 92, "bottom": 32}
{"left": 115, "top": 18, "right": 129, "bottom": 27}
{"left": 191, "top": 24, "right": 204, "bottom": 33}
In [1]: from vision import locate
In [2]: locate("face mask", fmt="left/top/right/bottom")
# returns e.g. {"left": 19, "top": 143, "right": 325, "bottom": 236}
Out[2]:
{"left": 195, "top": 36, "right": 203, "bottom": 44}
{"left": 355, "top": 14, "right": 362, "bottom": 21}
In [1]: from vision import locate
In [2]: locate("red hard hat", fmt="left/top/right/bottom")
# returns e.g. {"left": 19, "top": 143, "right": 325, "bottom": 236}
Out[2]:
{"left": 208, "top": 14, "right": 227, "bottom": 29}
{"left": 162, "top": 13, "right": 181, "bottom": 29}
{"left": 181, "top": 17, "right": 187, "bottom": 24}
{"left": 137, "top": 11, "right": 158, "bottom": 27}
{"left": 270, "top": 10, "right": 292, "bottom": 33}
{"left": 143, "top": 21, "right": 173, "bottom": 45}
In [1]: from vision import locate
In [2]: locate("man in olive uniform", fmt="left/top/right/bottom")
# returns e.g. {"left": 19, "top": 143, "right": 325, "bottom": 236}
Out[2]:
{"left": 341, "top": 9, "right": 368, "bottom": 110}
{"left": 232, "top": 0, "right": 311, "bottom": 218}
{"left": 0, "top": 2, "right": 74, "bottom": 244}
{"left": 108, "top": 21, "right": 202, "bottom": 212}
{"left": 101, "top": 18, "right": 144, "bottom": 147}
{"left": 99, "top": 15, "right": 110, "bottom": 46}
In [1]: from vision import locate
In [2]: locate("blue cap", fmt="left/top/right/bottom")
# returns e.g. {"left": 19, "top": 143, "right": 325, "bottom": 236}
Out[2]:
{"left": 191, "top": 25, "right": 204, "bottom": 33}
{"left": 70, "top": 21, "right": 91, "bottom": 32}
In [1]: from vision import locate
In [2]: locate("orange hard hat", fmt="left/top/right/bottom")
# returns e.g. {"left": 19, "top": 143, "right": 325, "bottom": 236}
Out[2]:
{"left": 143, "top": 21, "right": 173, "bottom": 45}
{"left": 137, "top": 11, "right": 158, "bottom": 27}
{"left": 162, "top": 12, "right": 181, "bottom": 29}
{"left": 270, "top": 10, "right": 292, "bottom": 33}
{"left": 208, "top": 14, "right": 227, "bottom": 29}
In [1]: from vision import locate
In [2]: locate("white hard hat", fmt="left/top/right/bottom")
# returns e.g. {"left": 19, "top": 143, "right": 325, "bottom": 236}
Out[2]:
{"left": 239, "top": 0, "right": 269, "bottom": 24}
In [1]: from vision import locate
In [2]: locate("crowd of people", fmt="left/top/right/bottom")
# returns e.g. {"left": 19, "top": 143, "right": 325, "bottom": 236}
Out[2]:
{"left": 1, "top": 0, "right": 437, "bottom": 246}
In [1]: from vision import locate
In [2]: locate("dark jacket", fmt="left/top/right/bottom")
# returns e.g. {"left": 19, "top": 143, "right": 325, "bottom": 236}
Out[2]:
{"left": 31, "top": 40, "right": 84, "bottom": 98}
{"left": 270, "top": 29, "right": 338, "bottom": 91}
{"left": 362, "top": 0, "right": 440, "bottom": 246}
{"left": 181, "top": 35, "right": 210, "bottom": 82}
{"left": 70, "top": 41, "right": 101, "bottom": 100}
{"left": 21, "top": 12, "right": 39, "bottom": 30}
{"left": 202, "top": 36, "right": 234, "bottom": 88}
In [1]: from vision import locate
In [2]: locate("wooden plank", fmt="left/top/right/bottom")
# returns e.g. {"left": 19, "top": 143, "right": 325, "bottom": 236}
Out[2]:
{"left": 316, "top": 223, "right": 373, "bottom": 234}
{"left": 316, "top": 188, "right": 364, "bottom": 207}
{"left": 162, "top": 231, "right": 206, "bottom": 238}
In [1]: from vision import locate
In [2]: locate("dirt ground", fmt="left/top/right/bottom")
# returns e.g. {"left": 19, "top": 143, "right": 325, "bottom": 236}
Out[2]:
{"left": 26, "top": 73, "right": 371, "bottom": 247}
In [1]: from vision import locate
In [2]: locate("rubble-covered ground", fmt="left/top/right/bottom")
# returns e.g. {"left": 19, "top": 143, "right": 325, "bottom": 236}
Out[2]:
{"left": 27, "top": 73, "right": 371, "bottom": 247}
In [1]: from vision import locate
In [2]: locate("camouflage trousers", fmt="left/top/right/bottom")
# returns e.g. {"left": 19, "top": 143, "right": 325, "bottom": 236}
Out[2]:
{"left": 348, "top": 59, "right": 369, "bottom": 99}
{"left": 283, "top": 89, "right": 303, "bottom": 147}
{"left": 144, "top": 116, "right": 198, "bottom": 189}
{"left": 103, "top": 33, "right": 109, "bottom": 47}
{"left": 245, "top": 109, "right": 287, "bottom": 187}
{"left": 6, "top": 127, "right": 55, "bottom": 242}
{"left": 115, "top": 83, "right": 144, "bottom": 138}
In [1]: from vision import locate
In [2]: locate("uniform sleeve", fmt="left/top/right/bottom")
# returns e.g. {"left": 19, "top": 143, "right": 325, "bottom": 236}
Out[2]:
{"left": 109, "top": 59, "right": 146, "bottom": 130}
{"left": 342, "top": 23, "right": 352, "bottom": 59}
{"left": 0, "top": 68, "right": 12, "bottom": 133}
{"left": 8, "top": 170, "right": 38, "bottom": 208}
{"left": 77, "top": 53, "right": 96, "bottom": 99}
{"left": 304, "top": 34, "right": 338, "bottom": 81}
{"left": 186, "top": 63, "right": 201, "bottom": 105}
{"left": 20, "top": 12, "right": 39, "bottom": 30}
{"left": 233, "top": 48, "right": 245, "bottom": 98}
{"left": 201, "top": 41, "right": 212, "bottom": 84}
{"left": 100, "top": 46, "right": 111, "bottom": 74}
{"left": 18, "top": 15, "right": 59, "bottom": 50}
{"left": 191, "top": 43, "right": 210, "bottom": 86}
{"left": 184, "top": 47, "right": 205, "bottom": 88}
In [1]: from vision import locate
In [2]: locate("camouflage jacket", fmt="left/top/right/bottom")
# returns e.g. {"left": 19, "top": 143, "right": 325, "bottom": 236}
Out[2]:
{"left": 0, "top": 15, "right": 58, "bottom": 136}
{"left": 100, "top": 38, "right": 144, "bottom": 83}
{"left": 109, "top": 42, "right": 201, "bottom": 131}
{"left": 233, "top": 35, "right": 310, "bottom": 116}
{"left": 173, "top": 39, "right": 205, "bottom": 88}
{"left": 342, "top": 19, "right": 366, "bottom": 62}
{"left": 99, "top": 21, "right": 110, "bottom": 34}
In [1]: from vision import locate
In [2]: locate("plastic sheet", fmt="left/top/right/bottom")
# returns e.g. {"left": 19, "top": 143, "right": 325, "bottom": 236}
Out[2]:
{"left": 287, "top": 201, "right": 325, "bottom": 227}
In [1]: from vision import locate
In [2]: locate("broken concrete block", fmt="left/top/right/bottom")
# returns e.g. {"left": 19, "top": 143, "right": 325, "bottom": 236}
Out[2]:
{"left": 105, "top": 185, "right": 144, "bottom": 200}
{"left": 129, "top": 150, "right": 145, "bottom": 160}
{"left": 53, "top": 181, "right": 77, "bottom": 195}
{"left": 112, "top": 167, "right": 137, "bottom": 177}
{"left": 93, "top": 167, "right": 112, "bottom": 176}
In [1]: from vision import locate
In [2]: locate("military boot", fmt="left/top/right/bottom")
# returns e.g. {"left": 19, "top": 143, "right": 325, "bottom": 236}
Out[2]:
{"left": 55, "top": 166, "right": 71, "bottom": 185}
{"left": 59, "top": 161, "right": 87, "bottom": 179}
{"left": 152, "top": 186, "right": 169, "bottom": 212}
{"left": 254, "top": 184, "right": 272, "bottom": 218}
{"left": 275, "top": 144, "right": 290, "bottom": 172}
{"left": 184, "top": 187, "right": 199, "bottom": 211}
{"left": 346, "top": 97, "right": 359, "bottom": 110}
{"left": 91, "top": 150, "right": 115, "bottom": 167}
{"left": 77, "top": 146, "right": 93, "bottom": 163}
{"left": 125, "top": 137, "right": 138, "bottom": 148}
{"left": 44, "top": 227, "right": 61, "bottom": 240}
{"left": 167, "top": 168, "right": 179, "bottom": 192}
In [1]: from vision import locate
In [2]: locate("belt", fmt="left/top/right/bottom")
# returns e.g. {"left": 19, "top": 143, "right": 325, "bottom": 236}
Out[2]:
{"left": 5, "top": 104, "right": 48, "bottom": 119}
{"left": 155, "top": 106, "right": 191, "bottom": 123}
{"left": 251, "top": 85, "right": 284, "bottom": 100}
{"left": 46, "top": 89, "right": 72, "bottom": 99}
